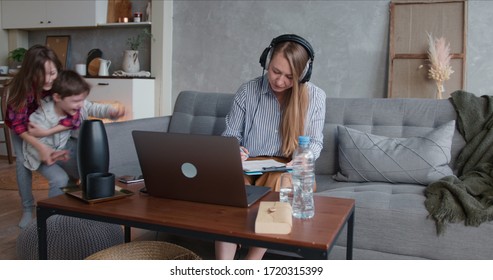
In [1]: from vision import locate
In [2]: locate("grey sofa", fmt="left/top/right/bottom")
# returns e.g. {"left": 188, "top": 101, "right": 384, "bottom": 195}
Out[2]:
{"left": 104, "top": 90, "right": 493, "bottom": 260}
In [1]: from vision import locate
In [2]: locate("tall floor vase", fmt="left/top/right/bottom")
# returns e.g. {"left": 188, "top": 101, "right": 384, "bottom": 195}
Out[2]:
{"left": 77, "top": 120, "right": 109, "bottom": 198}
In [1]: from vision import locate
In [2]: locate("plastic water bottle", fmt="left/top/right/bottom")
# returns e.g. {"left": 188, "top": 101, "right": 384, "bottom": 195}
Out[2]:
{"left": 291, "top": 135, "right": 315, "bottom": 219}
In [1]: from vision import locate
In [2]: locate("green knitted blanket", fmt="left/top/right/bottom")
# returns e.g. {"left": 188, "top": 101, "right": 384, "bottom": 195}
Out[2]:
{"left": 425, "top": 91, "right": 493, "bottom": 235}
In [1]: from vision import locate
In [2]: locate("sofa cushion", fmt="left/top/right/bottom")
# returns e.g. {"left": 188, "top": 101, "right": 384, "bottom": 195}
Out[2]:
{"left": 319, "top": 98, "right": 465, "bottom": 177}
{"left": 168, "top": 91, "right": 233, "bottom": 135}
{"left": 317, "top": 182, "right": 493, "bottom": 259}
{"left": 334, "top": 121, "right": 455, "bottom": 185}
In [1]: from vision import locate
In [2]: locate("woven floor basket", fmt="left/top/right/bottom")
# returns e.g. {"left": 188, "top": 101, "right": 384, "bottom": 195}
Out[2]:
{"left": 85, "top": 240, "right": 202, "bottom": 260}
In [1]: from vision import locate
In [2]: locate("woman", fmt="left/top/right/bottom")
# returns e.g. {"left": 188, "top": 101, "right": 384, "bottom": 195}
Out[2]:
{"left": 216, "top": 34, "right": 326, "bottom": 259}
{"left": 4, "top": 45, "right": 80, "bottom": 228}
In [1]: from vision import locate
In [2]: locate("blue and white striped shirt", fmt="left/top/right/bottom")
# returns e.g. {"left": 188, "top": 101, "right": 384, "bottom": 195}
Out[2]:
{"left": 222, "top": 76, "right": 326, "bottom": 159}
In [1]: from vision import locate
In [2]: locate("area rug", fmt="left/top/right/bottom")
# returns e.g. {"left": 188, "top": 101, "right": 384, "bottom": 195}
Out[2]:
{"left": 0, "top": 168, "right": 49, "bottom": 190}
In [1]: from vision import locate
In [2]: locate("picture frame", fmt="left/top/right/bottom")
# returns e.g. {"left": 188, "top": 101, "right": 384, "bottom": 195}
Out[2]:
{"left": 45, "top": 35, "right": 71, "bottom": 69}
{"left": 387, "top": 0, "right": 466, "bottom": 99}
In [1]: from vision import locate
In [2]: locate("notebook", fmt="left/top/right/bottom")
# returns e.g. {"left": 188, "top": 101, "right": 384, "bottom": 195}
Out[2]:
{"left": 132, "top": 131, "right": 271, "bottom": 207}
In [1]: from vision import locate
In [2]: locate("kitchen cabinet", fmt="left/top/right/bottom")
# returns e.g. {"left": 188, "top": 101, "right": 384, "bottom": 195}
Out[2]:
{"left": 1, "top": 0, "right": 108, "bottom": 29}
{"left": 85, "top": 78, "right": 155, "bottom": 121}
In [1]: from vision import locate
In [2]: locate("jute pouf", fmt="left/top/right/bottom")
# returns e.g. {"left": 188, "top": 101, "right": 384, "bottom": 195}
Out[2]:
{"left": 16, "top": 215, "right": 124, "bottom": 260}
{"left": 85, "top": 240, "right": 202, "bottom": 260}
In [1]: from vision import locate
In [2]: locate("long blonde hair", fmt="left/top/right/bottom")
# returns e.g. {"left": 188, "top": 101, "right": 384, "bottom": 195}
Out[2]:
{"left": 273, "top": 42, "right": 310, "bottom": 158}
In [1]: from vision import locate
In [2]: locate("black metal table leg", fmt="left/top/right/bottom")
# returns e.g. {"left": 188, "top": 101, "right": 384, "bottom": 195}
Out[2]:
{"left": 36, "top": 207, "right": 50, "bottom": 260}
{"left": 124, "top": 226, "right": 131, "bottom": 242}
{"left": 346, "top": 209, "right": 354, "bottom": 260}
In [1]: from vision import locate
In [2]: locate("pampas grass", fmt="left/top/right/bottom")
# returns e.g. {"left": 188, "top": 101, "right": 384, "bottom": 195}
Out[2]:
{"left": 427, "top": 32, "right": 454, "bottom": 99}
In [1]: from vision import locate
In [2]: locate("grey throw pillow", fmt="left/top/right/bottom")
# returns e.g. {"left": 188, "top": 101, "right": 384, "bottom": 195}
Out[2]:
{"left": 334, "top": 121, "right": 455, "bottom": 185}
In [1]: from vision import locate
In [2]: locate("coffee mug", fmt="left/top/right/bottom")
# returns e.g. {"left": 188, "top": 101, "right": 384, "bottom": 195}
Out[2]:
{"left": 75, "top": 64, "right": 87, "bottom": 76}
{"left": 0, "top": 66, "right": 8, "bottom": 75}
{"left": 85, "top": 172, "right": 115, "bottom": 199}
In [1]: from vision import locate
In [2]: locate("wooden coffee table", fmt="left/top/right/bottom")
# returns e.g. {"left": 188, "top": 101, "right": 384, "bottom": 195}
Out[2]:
{"left": 36, "top": 183, "right": 354, "bottom": 260}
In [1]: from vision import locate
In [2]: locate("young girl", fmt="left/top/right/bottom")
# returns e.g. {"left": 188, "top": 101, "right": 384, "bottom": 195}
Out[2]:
{"left": 4, "top": 45, "right": 79, "bottom": 228}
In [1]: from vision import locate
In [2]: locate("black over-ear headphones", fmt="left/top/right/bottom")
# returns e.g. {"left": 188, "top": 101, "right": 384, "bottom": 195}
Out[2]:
{"left": 259, "top": 34, "right": 315, "bottom": 83}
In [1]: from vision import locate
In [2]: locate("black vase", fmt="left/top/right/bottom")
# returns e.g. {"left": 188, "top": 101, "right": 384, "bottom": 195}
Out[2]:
{"left": 77, "top": 120, "right": 110, "bottom": 197}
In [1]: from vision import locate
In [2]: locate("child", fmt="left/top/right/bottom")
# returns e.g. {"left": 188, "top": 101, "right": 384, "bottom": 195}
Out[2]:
{"left": 23, "top": 70, "right": 125, "bottom": 197}
{"left": 5, "top": 45, "right": 80, "bottom": 228}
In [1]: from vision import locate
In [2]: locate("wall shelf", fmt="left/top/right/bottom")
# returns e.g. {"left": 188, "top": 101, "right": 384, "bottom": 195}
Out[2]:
{"left": 98, "top": 22, "right": 151, "bottom": 27}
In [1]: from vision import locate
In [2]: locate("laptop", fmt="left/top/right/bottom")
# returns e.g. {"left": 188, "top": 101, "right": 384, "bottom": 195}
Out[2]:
{"left": 132, "top": 131, "right": 271, "bottom": 207}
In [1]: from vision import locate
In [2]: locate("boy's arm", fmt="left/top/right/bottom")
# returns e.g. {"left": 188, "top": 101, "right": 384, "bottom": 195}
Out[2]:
{"left": 84, "top": 100, "right": 125, "bottom": 120}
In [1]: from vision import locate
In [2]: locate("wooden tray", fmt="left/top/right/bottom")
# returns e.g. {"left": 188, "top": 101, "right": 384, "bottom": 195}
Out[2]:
{"left": 63, "top": 186, "right": 133, "bottom": 204}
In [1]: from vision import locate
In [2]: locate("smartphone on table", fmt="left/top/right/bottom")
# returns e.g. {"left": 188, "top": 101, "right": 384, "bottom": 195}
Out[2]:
{"left": 118, "top": 175, "right": 144, "bottom": 184}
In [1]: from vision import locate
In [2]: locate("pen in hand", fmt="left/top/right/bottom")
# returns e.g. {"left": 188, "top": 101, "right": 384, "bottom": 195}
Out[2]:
{"left": 240, "top": 146, "right": 249, "bottom": 161}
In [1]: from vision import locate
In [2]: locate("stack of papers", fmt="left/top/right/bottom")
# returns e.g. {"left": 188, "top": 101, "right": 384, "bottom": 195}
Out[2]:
{"left": 242, "top": 159, "right": 292, "bottom": 175}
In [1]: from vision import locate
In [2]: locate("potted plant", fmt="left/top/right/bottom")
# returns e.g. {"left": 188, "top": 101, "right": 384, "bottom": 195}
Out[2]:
{"left": 8, "top": 47, "right": 27, "bottom": 70}
{"left": 126, "top": 28, "right": 153, "bottom": 51}
{"left": 123, "top": 28, "right": 153, "bottom": 73}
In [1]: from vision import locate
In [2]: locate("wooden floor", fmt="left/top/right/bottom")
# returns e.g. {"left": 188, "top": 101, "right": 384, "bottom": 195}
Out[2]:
{"left": 0, "top": 159, "right": 48, "bottom": 260}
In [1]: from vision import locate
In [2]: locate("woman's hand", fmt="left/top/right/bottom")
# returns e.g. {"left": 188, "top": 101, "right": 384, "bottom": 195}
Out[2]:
{"left": 240, "top": 146, "right": 249, "bottom": 161}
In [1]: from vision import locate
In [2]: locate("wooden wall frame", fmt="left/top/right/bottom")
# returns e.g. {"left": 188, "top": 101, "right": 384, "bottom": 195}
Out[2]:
{"left": 388, "top": 0, "right": 467, "bottom": 99}
{"left": 46, "top": 35, "right": 71, "bottom": 69}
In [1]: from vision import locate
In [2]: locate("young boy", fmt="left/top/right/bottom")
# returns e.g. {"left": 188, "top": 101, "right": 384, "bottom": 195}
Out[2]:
{"left": 23, "top": 70, "right": 125, "bottom": 197}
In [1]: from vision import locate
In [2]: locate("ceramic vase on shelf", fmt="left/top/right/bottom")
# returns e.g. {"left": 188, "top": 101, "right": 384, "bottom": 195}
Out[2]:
{"left": 122, "top": 50, "right": 140, "bottom": 73}
{"left": 77, "top": 120, "right": 110, "bottom": 198}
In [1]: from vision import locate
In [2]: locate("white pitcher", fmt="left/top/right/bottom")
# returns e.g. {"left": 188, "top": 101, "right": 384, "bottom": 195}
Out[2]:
{"left": 98, "top": 59, "right": 111, "bottom": 76}
{"left": 122, "top": 50, "right": 140, "bottom": 73}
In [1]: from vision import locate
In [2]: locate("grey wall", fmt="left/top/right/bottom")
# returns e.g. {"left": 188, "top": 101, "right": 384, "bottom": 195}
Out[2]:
{"left": 172, "top": 0, "right": 390, "bottom": 100}
{"left": 21, "top": 0, "right": 493, "bottom": 104}
{"left": 172, "top": 0, "right": 493, "bottom": 102}
{"left": 467, "top": 0, "right": 493, "bottom": 95}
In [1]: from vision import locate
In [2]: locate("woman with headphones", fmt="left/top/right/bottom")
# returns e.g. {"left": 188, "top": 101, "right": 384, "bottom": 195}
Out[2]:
{"left": 217, "top": 34, "right": 326, "bottom": 260}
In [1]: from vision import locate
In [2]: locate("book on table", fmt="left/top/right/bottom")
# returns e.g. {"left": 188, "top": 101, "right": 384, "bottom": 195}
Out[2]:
{"left": 242, "top": 159, "right": 292, "bottom": 175}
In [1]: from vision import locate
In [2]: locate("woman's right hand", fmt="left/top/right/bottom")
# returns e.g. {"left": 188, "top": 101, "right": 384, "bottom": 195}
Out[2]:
{"left": 240, "top": 146, "right": 249, "bottom": 161}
